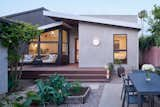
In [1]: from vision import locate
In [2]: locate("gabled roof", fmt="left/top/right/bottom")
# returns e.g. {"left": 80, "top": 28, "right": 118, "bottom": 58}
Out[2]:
{"left": 3, "top": 7, "right": 55, "bottom": 26}
{"left": 44, "top": 11, "right": 140, "bottom": 30}
{"left": 2, "top": 7, "right": 140, "bottom": 30}
{"left": 4, "top": 7, "right": 47, "bottom": 18}
{"left": 83, "top": 15, "right": 138, "bottom": 23}
{"left": 0, "top": 17, "right": 14, "bottom": 23}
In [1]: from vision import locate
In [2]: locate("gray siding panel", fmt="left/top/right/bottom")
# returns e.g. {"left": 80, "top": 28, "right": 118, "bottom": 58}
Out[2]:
{"left": 79, "top": 22, "right": 139, "bottom": 70}
{"left": 0, "top": 42, "right": 8, "bottom": 94}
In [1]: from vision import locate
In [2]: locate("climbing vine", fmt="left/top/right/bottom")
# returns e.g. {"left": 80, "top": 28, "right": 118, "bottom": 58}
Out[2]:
{"left": 0, "top": 21, "right": 42, "bottom": 91}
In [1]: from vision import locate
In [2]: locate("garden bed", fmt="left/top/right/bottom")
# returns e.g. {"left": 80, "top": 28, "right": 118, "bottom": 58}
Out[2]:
{"left": 65, "top": 87, "right": 90, "bottom": 104}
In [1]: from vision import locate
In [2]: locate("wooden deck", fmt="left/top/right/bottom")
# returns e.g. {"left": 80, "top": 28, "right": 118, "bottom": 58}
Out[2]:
{"left": 22, "top": 64, "right": 108, "bottom": 82}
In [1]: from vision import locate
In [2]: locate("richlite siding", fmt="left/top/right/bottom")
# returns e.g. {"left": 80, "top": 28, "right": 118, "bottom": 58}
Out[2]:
{"left": 78, "top": 22, "right": 139, "bottom": 70}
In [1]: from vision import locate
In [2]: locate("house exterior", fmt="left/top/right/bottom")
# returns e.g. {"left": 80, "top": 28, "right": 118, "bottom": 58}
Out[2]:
{"left": 4, "top": 7, "right": 140, "bottom": 70}
{"left": 0, "top": 18, "right": 9, "bottom": 94}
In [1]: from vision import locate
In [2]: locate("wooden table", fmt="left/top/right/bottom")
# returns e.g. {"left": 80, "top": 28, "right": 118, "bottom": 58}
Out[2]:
{"left": 128, "top": 72, "right": 160, "bottom": 107}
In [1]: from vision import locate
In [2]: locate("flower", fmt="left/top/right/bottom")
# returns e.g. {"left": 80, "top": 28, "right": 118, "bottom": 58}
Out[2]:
{"left": 104, "top": 65, "right": 108, "bottom": 70}
{"left": 141, "top": 64, "right": 155, "bottom": 72}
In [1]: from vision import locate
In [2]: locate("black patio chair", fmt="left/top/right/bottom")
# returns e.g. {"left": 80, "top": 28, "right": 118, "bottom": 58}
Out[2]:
{"left": 122, "top": 72, "right": 149, "bottom": 107}
{"left": 120, "top": 74, "right": 136, "bottom": 100}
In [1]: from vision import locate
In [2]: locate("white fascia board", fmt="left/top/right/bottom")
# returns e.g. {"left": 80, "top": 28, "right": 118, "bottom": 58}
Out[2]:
{"left": 38, "top": 22, "right": 63, "bottom": 30}
{"left": 43, "top": 11, "right": 141, "bottom": 29}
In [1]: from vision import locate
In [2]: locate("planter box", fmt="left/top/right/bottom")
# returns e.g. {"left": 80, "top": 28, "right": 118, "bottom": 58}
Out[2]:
{"left": 65, "top": 87, "right": 90, "bottom": 104}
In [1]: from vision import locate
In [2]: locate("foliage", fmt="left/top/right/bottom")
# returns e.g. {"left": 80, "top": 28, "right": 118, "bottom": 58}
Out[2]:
{"left": 36, "top": 74, "right": 71, "bottom": 105}
{"left": 0, "top": 93, "right": 24, "bottom": 107}
{"left": 0, "top": 21, "right": 42, "bottom": 91}
{"left": 0, "top": 91, "right": 41, "bottom": 107}
{"left": 138, "top": 10, "right": 148, "bottom": 19}
{"left": 139, "top": 36, "right": 155, "bottom": 52}
{"left": 108, "top": 63, "right": 114, "bottom": 73}
{"left": 139, "top": 5, "right": 160, "bottom": 52}
{"left": 70, "top": 81, "right": 81, "bottom": 94}
{"left": 149, "top": 5, "right": 160, "bottom": 37}
{"left": 23, "top": 91, "right": 41, "bottom": 107}
{"left": 114, "top": 59, "right": 122, "bottom": 66}
{"left": 155, "top": 68, "right": 160, "bottom": 75}
{"left": 0, "top": 75, "right": 82, "bottom": 106}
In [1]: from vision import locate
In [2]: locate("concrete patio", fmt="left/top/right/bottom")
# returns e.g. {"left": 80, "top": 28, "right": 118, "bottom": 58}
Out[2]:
{"left": 99, "top": 75, "right": 160, "bottom": 107}
{"left": 6, "top": 74, "right": 160, "bottom": 107}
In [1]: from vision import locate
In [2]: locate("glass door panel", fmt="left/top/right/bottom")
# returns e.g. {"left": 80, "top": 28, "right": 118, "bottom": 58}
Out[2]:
{"left": 75, "top": 39, "right": 79, "bottom": 63}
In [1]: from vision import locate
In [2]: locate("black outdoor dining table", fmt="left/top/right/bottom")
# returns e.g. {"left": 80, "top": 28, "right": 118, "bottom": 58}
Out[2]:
{"left": 128, "top": 71, "right": 160, "bottom": 107}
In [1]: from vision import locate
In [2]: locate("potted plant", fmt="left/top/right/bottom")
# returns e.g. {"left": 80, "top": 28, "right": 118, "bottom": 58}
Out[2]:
{"left": 141, "top": 64, "right": 155, "bottom": 81}
{"left": 114, "top": 59, "right": 125, "bottom": 77}
{"left": 66, "top": 81, "right": 90, "bottom": 104}
{"left": 104, "top": 63, "right": 115, "bottom": 79}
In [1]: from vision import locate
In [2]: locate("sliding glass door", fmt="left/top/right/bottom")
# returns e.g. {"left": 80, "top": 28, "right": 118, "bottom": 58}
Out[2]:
{"left": 28, "top": 29, "right": 69, "bottom": 65}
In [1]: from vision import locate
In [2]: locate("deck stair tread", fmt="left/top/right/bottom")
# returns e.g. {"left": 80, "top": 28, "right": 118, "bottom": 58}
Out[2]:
{"left": 67, "top": 79, "right": 109, "bottom": 82}
{"left": 21, "top": 65, "right": 110, "bottom": 82}
{"left": 39, "top": 73, "right": 106, "bottom": 76}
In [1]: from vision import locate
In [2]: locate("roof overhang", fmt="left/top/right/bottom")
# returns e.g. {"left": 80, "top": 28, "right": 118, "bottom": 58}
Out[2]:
{"left": 43, "top": 10, "right": 141, "bottom": 30}
{"left": 0, "top": 18, "right": 17, "bottom": 24}
{"left": 38, "top": 21, "right": 72, "bottom": 30}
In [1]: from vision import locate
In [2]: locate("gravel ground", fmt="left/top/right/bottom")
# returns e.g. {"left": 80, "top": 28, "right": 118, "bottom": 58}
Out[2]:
{"left": 8, "top": 80, "right": 105, "bottom": 107}
{"left": 47, "top": 83, "right": 104, "bottom": 107}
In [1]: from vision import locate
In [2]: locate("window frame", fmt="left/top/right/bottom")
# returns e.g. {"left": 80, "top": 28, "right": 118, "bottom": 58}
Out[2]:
{"left": 29, "top": 29, "right": 59, "bottom": 56}
{"left": 28, "top": 28, "right": 70, "bottom": 65}
{"left": 113, "top": 34, "right": 128, "bottom": 64}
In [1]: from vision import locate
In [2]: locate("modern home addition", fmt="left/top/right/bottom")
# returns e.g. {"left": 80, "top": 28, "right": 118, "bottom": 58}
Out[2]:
{"left": 4, "top": 7, "right": 140, "bottom": 69}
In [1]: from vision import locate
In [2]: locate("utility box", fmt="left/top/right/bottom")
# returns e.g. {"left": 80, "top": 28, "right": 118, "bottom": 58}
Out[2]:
{"left": 0, "top": 42, "right": 8, "bottom": 94}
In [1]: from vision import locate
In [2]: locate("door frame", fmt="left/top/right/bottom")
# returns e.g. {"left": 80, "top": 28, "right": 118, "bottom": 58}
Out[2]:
{"left": 75, "top": 38, "right": 79, "bottom": 63}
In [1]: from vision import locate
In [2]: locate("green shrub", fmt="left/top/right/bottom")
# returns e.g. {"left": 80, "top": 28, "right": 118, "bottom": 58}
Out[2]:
{"left": 139, "top": 36, "right": 155, "bottom": 52}
{"left": 108, "top": 63, "right": 114, "bottom": 73}
{"left": 36, "top": 74, "right": 71, "bottom": 105}
{"left": 0, "top": 93, "right": 24, "bottom": 107}
{"left": 71, "top": 81, "right": 81, "bottom": 94}
{"left": 23, "top": 91, "right": 41, "bottom": 107}
{"left": 114, "top": 59, "right": 122, "bottom": 66}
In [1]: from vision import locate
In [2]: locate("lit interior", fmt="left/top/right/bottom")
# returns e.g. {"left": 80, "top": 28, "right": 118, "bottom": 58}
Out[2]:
{"left": 29, "top": 29, "right": 59, "bottom": 56}
{"left": 28, "top": 29, "right": 69, "bottom": 64}
{"left": 114, "top": 35, "right": 127, "bottom": 63}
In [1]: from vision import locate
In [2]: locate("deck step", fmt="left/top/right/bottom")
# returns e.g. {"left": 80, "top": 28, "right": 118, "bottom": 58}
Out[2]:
{"left": 39, "top": 73, "right": 106, "bottom": 76}
{"left": 39, "top": 74, "right": 107, "bottom": 79}
{"left": 67, "top": 79, "right": 109, "bottom": 82}
{"left": 22, "top": 70, "right": 106, "bottom": 74}
{"left": 21, "top": 65, "right": 109, "bottom": 82}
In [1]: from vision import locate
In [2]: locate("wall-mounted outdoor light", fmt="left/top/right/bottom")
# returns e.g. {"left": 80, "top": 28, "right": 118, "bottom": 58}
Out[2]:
{"left": 92, "top": 37, "right": 100, "bottom": 46}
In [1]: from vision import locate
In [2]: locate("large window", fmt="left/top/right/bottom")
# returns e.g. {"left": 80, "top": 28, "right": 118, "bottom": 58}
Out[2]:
{"left": 40, "top": 30, "right": 59, "bottom": 55}
{"left": 28, "top": 29, "right": 69, "bottom": 64}
{"left": 113, "top": 34, "right": 127, "bottom": 64}
{"left": 29, "top": 30, "right": 59, "bottom": 56}
{"left": 62, "top": 30, "right": 68, "bottom": 55}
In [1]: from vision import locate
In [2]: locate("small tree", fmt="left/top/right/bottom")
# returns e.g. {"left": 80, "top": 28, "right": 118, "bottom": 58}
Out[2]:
{"left": 149, "top": 5, "right": 160, "bottom": 47}
{"left": 0, "top": 21, "right": 42, "bottom": 91}
{"left": 139, "top": 5, "right": 160, "bottom": 65}
{"left": 138, "top": 10, "right": 148, "bottom": 37}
